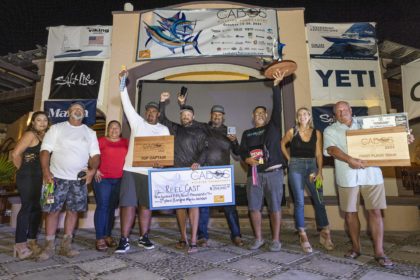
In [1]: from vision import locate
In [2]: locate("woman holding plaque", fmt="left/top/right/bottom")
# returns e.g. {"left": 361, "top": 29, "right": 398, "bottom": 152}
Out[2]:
{"left": 11, "top": 111, "right": 49, "bottom": 259}
{"left": 281, "top": 107, "right": 334, "bottom": 253}
{"left": 94, "top": 120, "right": 128, "bottom": 251}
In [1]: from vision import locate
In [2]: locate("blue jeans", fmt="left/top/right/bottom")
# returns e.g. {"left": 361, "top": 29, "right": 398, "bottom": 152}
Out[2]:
{"left": 288, "top": 158, "right": 329, "bottom": 230}
{"left": 93, "top": 178, "right": 121, "bottom": 239}
{"left": 198, "top": 206, "right": 241, "bottom": 240}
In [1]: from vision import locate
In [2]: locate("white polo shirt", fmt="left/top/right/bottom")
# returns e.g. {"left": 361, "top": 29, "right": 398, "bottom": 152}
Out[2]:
{"left": 323, "top": 118, "right": 384, "bottom": 187}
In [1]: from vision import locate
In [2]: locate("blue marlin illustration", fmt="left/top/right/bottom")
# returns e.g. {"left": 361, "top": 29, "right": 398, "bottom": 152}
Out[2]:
{"left": 144, "top": 22, "right": 202, "bottom": 54}
{"left": 154, "top": 12, "right": 195, "bottom": 39}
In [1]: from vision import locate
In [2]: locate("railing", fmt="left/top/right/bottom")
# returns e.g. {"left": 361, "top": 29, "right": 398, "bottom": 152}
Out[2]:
{"left": 400, "top": 166, "right": 420, "bottom": 195}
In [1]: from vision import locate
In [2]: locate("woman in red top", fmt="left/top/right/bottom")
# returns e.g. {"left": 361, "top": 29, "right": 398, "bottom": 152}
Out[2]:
{"left": 94, "top": 120, "right": 128, "bottom": 251}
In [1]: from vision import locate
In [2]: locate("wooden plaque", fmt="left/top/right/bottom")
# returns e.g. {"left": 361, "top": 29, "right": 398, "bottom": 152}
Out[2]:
{"left": 263, "top": 60, "right": 297, "bottom": 79}
{"left": 133, "top": 135, "right": 174, "bottom": 167}
{"left": 346, "top": 126, "right": 410, "bottom": 166}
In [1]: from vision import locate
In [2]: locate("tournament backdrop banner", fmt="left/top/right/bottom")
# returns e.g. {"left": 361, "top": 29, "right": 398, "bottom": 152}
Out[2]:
{"left": 402, "top": 59, "right": 420, "bottom": 120}
{"left": 137, "top": 9, "right": 278, "bottom": 60}
{"left": 46, "top": 25, "right": 112, "bottom": 61}
{"left": 44, "top": 99, "right": 97, "bottom": 126}
{"left": 312, "top": 106, "right": 368, "bottom": 132}
{"left": 307, "top": 23, "right": 383, "bottom": 101}
{"left": 49, "top": 61, "right": 103, "bottom": 99}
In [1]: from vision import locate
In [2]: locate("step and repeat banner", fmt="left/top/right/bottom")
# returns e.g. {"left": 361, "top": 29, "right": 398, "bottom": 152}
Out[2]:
{"left": 137, "top": 8, "right": 279, "bottom": 60}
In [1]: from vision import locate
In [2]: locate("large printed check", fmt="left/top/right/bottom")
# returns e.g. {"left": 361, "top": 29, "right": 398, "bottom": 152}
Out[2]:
{"left": 148, "top": 165, "right": 235, "bottom": 210}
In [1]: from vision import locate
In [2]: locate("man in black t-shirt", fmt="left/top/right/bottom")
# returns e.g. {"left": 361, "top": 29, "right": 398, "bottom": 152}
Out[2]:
{"left": 240, "top": 69, "right": 286, "bottom": 252}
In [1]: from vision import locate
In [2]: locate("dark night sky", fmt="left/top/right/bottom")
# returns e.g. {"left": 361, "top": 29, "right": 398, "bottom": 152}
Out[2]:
{"left": 1, "top": 0, "right": 419, "bottom": 56}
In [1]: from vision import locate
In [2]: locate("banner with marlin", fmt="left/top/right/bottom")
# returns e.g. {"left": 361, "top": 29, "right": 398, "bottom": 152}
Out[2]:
{"left": 137, "top": 9, "right": 278, "bottom": 60}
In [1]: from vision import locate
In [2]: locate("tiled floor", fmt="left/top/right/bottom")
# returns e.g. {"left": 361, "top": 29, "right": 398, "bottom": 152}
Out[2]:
{"left": 0, "top": 223, "right": 419, "bottom": 279}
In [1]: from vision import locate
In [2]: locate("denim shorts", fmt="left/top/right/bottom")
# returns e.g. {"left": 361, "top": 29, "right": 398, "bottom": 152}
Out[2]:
{"left": 42, "top": 177, "right": 87, "bottom": 213}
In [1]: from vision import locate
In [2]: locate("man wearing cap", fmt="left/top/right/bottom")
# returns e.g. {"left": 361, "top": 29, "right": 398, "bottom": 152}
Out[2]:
{"left": 239, "top": 69, "right": 286, "bottom": 252}
{"left": 177, "top": 96, "right": 244, "bottom": 247}
{"left": 39, "top": 101, "right": 100, "bottom": 260}
{"left": 114, "top": 71, "right": 170, "bottom": 253}
{"left": 159, "top": 92, "right": 208, "bottom": 254}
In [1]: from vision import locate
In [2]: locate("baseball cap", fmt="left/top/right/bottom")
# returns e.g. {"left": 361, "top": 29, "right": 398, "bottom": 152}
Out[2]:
{"left": 211, "top": 105, "right": 225, "bottom": 114}
{"left": 145, "top": 101, "right": 159, "bottom": 110}
{"left": 180, "top": 105, "right": 194, "bottom": 114}
{"left": 69, "top": 101, "right": 86, "bottom": 111}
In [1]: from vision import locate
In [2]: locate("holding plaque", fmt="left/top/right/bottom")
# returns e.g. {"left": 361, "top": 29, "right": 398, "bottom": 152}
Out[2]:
{"left": 346, "top": 126, "right": 411, "bottom": 166}
{"left": 133, "top": 135, "right": 174, "bottom": 167}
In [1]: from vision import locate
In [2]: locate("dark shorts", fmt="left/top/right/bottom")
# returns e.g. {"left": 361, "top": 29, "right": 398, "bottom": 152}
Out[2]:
{"left": 42, "top": 178, "right": 87, "bottom": 213}
{"left": 119, "top": 171, "right": 150, "bottom": 208}
{"left": 246, "top": 169, "right": 284, "bottom": 212}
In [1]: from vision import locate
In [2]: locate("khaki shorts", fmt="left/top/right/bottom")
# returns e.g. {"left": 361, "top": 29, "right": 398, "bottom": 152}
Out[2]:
{"left": 337, "top": 184, "right": 387, "bottom": 212}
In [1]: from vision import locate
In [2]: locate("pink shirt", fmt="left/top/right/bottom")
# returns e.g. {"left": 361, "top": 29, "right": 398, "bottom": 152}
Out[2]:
{"left": 98, "top": 137, "right": 128, "bottom": 178}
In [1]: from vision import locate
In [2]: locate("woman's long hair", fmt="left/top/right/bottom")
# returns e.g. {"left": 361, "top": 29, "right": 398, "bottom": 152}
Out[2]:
{"left": 293, "top": 107, "right": 314, "bottom": 137}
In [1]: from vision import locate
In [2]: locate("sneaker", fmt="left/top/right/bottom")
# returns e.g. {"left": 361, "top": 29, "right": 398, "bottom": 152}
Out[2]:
{"left": 115, "top": 238, "right": 130, "bottom": 253}
{"left": 269, "top": 240, "right": 282, "bottom": 252}
{"left": 249, "top": 239, "right": 265, "bottom": 250}
{"left": 137, "top": 235, "right": 155, "bottom": 250}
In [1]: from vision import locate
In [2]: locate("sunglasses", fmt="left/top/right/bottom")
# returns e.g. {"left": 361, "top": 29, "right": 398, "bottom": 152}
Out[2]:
{"left": 77, "top": 170, "right": 87, "bottom": 185}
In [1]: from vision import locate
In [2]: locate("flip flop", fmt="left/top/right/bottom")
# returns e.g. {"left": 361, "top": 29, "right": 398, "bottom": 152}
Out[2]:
{"left": 187, "top": 244, "right": 198, "bottom": 254}
{"left": 375, "top": 255, "right": 394, "bottom": 268}
{"left": 344, "top": 250, "right": 361, "bottom": 259}
{"left": 175, "top": 240, "right": 188, "bottom": 249}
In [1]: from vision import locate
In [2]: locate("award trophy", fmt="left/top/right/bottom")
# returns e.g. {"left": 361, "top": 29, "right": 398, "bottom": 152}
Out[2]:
{"left": 263, "top": 42, "right": 297, "bottom": 79}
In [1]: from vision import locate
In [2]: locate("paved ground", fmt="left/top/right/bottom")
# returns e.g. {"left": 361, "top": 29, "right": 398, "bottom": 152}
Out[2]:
{"left": 0, "top": 223, "right": 419, "bottom": 279}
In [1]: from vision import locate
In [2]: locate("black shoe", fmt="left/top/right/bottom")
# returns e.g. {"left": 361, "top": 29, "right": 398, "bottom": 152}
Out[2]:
{"left": 115, "top": 238, "right": 130, "bottom": 253}
{"left": 137, "top": 235, "right": 155, "bottom": 250}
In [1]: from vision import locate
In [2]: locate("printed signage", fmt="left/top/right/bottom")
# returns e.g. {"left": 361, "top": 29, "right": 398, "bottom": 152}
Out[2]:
{"left": 137, "top": 9, "right": 279, "bottom": 60}
{"left": 148, "top": 166, "right": 235, "bottom": 210}
{"left": 49, "top": 60, "right": 103, "bottom": 99}
{"left": 44, "top": 99, "right": 97, "bottom": 126}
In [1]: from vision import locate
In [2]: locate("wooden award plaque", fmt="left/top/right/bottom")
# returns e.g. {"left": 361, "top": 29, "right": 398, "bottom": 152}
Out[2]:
{"left": 263, "top": 60, "right": 297, "bottom": 79}
{"left": 133, "top": 135, "right": 174, "bottom": 167}
{"left": 346, "top": 126, "right": 410, "bottom": 166}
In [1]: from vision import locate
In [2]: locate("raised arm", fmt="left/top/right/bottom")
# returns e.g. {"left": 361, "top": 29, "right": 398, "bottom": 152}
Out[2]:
{"left": 158, "top": 92, "right": 178, "bottom": 134}
{"left": 119, "top": 71, "right": 144, "bottom": 126}
{"left": 269, "top": 70, "right": 286, "bottom": 128}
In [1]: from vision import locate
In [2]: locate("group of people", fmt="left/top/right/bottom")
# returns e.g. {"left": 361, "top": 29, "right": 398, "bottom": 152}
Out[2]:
{"left": 10, "top": 68, "right": 414, "bottom": 268}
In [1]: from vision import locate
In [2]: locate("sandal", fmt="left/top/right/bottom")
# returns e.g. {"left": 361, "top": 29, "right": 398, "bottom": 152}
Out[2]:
{"left": 375, "top": 255, "right": 394, "bottom": 268}
{"left": 298, "top": 231, "right": 313, "bottom": 254}
{"left": 95, "top": 239, "right": 108, "bottom": 252}
{"left": 187, "top": 244, "right": 198, "bottom": 254}
{"left": 175, "top": 240, "right": 188, "bottom": 249}
{"left": 344, "top": 250, "right": 361, "bottom": 259}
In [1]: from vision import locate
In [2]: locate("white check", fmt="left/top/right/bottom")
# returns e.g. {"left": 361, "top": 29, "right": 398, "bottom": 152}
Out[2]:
{"left": 148, "top": 165, "right": 235, "bottom": 210}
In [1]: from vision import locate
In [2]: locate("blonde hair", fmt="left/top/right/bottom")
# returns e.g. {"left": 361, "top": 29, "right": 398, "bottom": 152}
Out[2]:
{"left": 295, "top": 107, "right": 314, "bottom": 128}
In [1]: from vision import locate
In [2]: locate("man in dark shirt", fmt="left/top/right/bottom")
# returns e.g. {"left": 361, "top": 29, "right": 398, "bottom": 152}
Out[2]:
{"left": 240, "top": 69, "right": 286, "bottom": 252}
{"left": 159, "top": 92, "right": 207, "bottom": 254}
{"left": 177, "top": 96, "right": 244, "bottom": 247}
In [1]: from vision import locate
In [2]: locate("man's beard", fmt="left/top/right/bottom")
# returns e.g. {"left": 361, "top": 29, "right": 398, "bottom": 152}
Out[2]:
{"left": 71, "top": 112, "right": 84, "bottom": 121}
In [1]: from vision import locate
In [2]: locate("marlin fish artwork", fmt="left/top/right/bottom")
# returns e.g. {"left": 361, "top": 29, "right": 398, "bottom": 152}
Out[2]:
{"left": 144, "top": 11, "right": 202, "bottom": 54}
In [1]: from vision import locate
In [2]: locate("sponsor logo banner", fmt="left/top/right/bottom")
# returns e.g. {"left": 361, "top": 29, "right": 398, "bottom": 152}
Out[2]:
{"left": 148, "top": 165, "right": 235, "bottom": 210}
{"left": 307, "top": 22, "right": 377, "bottom": 60}
{"left": 402, "top": 60, "right": 420, "bottom": 120}
{"left": 312, "top": 106, "right": 367, "bottom": 132}
{"left": 44, "top": 99, "right": 97, "bottom": 125}
{"left": 46, "top": 25, "right": 112, "bottom": 61}
{"left": 49, "top": 60, "right": 103, "bottom": 99}
{"left": 137, "top": 9, "right": 278, "bottom": 60}
{"left": 309, "top": 59, "right": 383, "bottom": 100}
